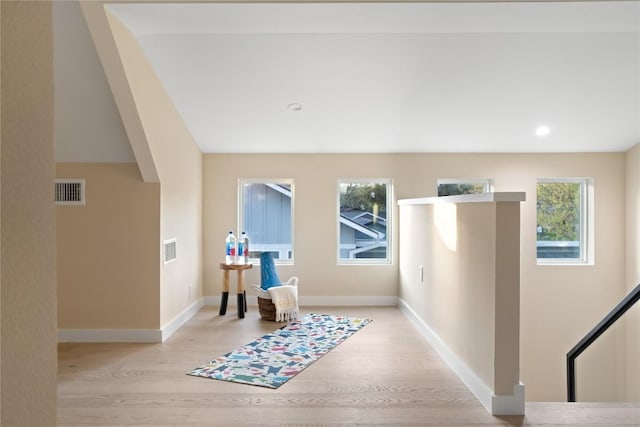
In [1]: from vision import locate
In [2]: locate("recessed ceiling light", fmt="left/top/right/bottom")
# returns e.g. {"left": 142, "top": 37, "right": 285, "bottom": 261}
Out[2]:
{"left": 536, "top": 125, "right": 550, "bottom": 137}
{"left": 287, "top": 103, "right": 302, "bottom": 111}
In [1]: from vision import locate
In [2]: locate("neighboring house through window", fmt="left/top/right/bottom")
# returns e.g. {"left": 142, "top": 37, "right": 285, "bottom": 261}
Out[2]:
{"left": 338, "top": 179, "right": 391, "bottom": 264}
{"left": 437, "top": 178, "right": 493, "bottom": 196}
{"left": 239, "top": 179, "right": 294, "bottom": 263}
{"left": 536, "top": 178, "right": 592, "bottom": 264}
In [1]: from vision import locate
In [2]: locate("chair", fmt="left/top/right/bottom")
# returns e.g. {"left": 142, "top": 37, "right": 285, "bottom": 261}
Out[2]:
{"left": 254, "top": 252, "right": 299, "bottom": 321}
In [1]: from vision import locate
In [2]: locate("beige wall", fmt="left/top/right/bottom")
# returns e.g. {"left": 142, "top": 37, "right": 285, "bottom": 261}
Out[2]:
{"left": 512, "top": 154, "right": 626, "bottom": 402}
{"left": 1, "top": 1, "right": 57, "bottom": 424}
{"left": 400, "top": 202, "right": 498, "bottom": 389}
{"left": 625, "top": 143, "right": 640, "bottom": 401}
{"left": 204, "top": 154, "right": 399, "bottom": 300}
{"left": 398, "top": 199, "right": 521, "bottom": 400}
{"left": 57, "top": 163, "right": 160, "bottom": 329}
{"left": 204, "top": 152, "right": 627, "bottom": 402}
{"left": 106, "top": 11, "right": 203, "bottom": 328}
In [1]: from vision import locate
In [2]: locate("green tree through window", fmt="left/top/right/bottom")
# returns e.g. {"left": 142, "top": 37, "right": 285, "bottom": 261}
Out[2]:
{"left": 436, "top": 179, "right": 491, "bottom": 196}
{"left": 338, "top": 180, "right": 391, "bottom": 263}
{"left": 536, "top": 182, "right": 580, "bottom": 242}
{"left": 340, "top": 182, "right": 387, "bottom": 213}
{"left": 437, "top": 183, "right": 486, "bottom": 196}
{"left": 536, "top": 179, "right": 588, "bottom": 261}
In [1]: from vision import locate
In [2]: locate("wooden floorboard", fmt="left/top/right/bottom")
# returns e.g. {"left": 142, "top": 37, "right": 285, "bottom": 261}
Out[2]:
{"left": 57, "top": 306, "right": 640, "bottom": 426}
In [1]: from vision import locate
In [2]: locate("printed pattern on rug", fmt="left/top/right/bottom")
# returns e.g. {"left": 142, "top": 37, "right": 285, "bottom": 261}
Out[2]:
{"left": 186, "top": 313, "right": 372, "bottom": 388}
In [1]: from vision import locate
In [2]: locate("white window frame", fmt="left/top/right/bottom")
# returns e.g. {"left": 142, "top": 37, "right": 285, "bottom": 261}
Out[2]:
{"left": 536, "top": 178, "right": 593, "bottom": 266}
{"left": 337, "top": 178, "right": 392, "bottom": 265}
{"left": 436, "top": 178, "right": 493, "bottom": 196}
{"left": 238, "top": 178, "right": 294, "bottom": 265}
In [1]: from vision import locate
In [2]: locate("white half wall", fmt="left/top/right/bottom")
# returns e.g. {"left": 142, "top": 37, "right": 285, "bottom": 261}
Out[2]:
{"left": 397, "top": 193, "right": 524, "bottom": 415}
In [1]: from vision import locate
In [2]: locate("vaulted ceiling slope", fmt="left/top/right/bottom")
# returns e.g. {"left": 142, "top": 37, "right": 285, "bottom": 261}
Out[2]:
{"left": 104, "top": 2, "right": 639, "bottom": 153}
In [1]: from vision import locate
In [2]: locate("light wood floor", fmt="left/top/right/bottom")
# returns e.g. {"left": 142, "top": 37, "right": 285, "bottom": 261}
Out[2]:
{"left": 58, "top": 306, "right": 640, "bottom": 426}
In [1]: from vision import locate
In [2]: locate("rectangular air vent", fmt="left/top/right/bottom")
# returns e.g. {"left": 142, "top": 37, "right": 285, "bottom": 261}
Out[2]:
{"left": 164, "top": 239, "right": 177, "bottom": 264}
{"left": 55, "top": 179, "right": 85, "bottom": 206}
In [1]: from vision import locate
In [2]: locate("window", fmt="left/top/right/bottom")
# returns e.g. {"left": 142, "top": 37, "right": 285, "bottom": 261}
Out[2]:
{"left": 239, "top": 179, "right": 294, "bottom": 263}
{"left": 536, "top": 178, "right": 591, "bottom": 264}
{"left": 338, "top": 179, "right": 391, "bottom": 264}
{"left": 437, "top": 178, "right": 492, "bottom": 196}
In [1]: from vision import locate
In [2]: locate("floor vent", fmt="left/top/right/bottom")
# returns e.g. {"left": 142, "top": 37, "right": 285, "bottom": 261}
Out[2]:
{"left": 164, "top": 239, "right": 177, "bottom": 264}
{"left": 55, "top": 179, "right": 85, "bottom": 206}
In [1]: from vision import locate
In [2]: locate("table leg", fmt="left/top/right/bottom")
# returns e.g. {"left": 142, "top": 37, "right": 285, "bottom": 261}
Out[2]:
{"left": 237, "top": 270, "right": 246, "bottom": 318}
{"left": 237, "top": 293, "right": 245, "bottom": 318}
{"left": 219, "top": 269, "right": 230, "bottom": 315}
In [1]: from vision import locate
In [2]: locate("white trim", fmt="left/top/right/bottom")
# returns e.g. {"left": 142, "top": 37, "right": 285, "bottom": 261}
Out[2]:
{"left": 492, "top": 382, "right": 526, "bottom": 416}
{"left": 160, "top": 298, "right": 204, "bottom": 341}
{"left": 58, "top": 328, "right": 162, "bottom": 343}
{"left": 398, "top": 298, "right": 525, "bottom": 416}
{"left": 204, "top": 295, "right": 218, "bottom": 306}
{"left": 205, "top": 295, "right": 398, "bottom": 307}
{"left": 58, "top": 298, "right": 205, "bottom": 343}
{"left": 205, "top": 295, "right": 240, "bottom": 307}
{"left": 299, "top": 295, "right": 398, "bottom": 306}
{"left": 398, "top": 298, "right": 493, "bottom": 411}
{"left": 398, "top": 191, "right": 526, "bottom": 205}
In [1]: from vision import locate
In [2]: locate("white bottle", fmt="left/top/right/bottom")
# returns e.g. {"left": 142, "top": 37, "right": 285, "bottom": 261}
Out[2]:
{"left": 237, "top": 232, "right": 249, "bottom": 264}
{"left": 225, "top": 231, "right": 237, "bottom": 264}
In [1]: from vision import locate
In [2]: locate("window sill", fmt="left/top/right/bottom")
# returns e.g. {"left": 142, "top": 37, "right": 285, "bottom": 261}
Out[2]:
{"left": 536, "top": 260, "right": 594, "bottom": 266}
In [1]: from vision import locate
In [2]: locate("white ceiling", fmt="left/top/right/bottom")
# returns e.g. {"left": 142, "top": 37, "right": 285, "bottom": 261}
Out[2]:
{"left": 107, "top": 2, "right": 640, "bottom": 153}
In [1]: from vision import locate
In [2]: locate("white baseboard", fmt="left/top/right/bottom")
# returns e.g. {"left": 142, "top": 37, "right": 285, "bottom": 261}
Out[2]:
{"left": 204, "top": 294, "right": 398, "bottom": 307}
{"left": 492, "top": 382, "right": 526, "bottom": 416}
{"left": 300, "top": 295, "right": 398, "bottom": 306}
{"left": 204, "top": 294, "right": 242, "bottom": 307}
{"left": 58, "top": 298, "right": 205, "bottom": 343}
{"left": 58, "top": 328, "right": 162, "bottom": 343}
{"left": 161, "top": 298, "right": 204, "bottom": 341}
{"left": 398, "top": 298, "right": 525, "bottom": 416}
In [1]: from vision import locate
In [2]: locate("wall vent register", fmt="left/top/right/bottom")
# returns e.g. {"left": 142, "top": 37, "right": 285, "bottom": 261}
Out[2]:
{"left": 164, "top": 239, "right": 177, "bottom": 264}
{"left": 55, "top": 179, "right": 85, "bottom": 206}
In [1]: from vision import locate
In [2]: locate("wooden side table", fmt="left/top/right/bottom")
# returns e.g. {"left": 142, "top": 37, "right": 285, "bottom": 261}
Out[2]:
{"left": 218, "top": 263, "right": 253, "bottom": 318}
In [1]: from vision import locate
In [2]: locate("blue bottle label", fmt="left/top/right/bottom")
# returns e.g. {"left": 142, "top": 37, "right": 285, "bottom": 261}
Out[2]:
{"left": 226, "top": 241, "right": 235, "bottom": 256}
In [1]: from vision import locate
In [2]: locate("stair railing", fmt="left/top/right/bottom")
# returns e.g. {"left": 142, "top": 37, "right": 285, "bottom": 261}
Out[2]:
{"left": 566, "top": 283, "right": 640, "bottom": 402}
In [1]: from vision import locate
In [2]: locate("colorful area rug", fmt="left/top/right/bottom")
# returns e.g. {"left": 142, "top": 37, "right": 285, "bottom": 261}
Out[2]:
{"left": 187, "top": 313, "right": 372, "bottom": 388}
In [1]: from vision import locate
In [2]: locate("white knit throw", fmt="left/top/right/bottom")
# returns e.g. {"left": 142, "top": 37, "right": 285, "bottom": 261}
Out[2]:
{"left": 267, "top": 285, "right": 299, "bottom": 322}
